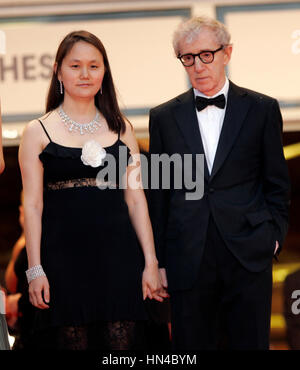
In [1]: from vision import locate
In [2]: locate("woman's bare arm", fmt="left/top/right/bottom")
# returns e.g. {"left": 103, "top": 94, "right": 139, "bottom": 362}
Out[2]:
{"left": 122, "top": 124, "right": 168, "bottom": 301}
{"left": 18, "top": 121, "right": 50, "bottom": 309}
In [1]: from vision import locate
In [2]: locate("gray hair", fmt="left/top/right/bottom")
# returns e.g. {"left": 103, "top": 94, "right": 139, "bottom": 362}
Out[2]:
{"left": 173, "top": 16, "right": 231, "bottom": 56}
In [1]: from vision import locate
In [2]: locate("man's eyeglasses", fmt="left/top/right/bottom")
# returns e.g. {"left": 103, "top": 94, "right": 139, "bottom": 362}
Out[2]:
{"left": 178, "top": 45, "right": 224, "bottom": 67}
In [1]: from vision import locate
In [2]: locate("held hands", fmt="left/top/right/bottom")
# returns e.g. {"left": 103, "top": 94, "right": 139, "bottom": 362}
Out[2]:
{"left": 142, "top": 263, "right": 169, "bottom": 302}
{"left": 28, "top": 275, "right": 50, "bottom": 309}
{"left": 159, "top": 268, "right": 168, "bottom": 290}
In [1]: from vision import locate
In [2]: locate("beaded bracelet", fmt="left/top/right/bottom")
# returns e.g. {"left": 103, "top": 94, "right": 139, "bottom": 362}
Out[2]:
{"left": 25, "top": 265, "right": 46, "bottom": 284}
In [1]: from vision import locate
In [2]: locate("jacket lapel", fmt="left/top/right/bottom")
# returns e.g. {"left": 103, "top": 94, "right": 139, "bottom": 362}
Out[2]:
{"left": 173, "top": 89, "right": 209, "bottom": 181}
{"left": 209, "top": 81, "right": 251, "bottom": 181}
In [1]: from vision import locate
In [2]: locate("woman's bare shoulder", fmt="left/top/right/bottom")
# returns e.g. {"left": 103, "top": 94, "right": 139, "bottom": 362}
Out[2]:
{"left": 23, "top": 111, "right": 55, "bottom": 139}
{"left": 24, "top": 118, "right": 42, "bottom": 136}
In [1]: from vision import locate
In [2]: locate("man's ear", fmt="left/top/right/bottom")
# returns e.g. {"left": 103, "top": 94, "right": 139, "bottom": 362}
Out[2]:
{"left": 224, "top": 44, "right": 232, "bottom": 66}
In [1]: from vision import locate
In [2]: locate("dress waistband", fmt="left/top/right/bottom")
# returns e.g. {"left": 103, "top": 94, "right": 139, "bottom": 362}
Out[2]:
{"left": 46, "top": 177, "right": 118, "bottom": 190}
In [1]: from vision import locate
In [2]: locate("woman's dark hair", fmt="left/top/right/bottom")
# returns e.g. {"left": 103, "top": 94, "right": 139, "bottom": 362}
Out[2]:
{"left": 46, "top": 30, "right": 128, "bottom": 134}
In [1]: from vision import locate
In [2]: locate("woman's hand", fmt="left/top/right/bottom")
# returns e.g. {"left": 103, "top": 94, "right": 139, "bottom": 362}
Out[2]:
{"left": 29, "top": 276, "right": 50, "bottom": 309}
{"left": 142, "top": 263, "right": 169, "bottom": 302}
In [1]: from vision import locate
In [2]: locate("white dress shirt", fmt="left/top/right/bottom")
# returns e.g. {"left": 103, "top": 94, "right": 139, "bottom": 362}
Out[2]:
{"left": 194, "top": 78, "right": 229, "bottom": 174}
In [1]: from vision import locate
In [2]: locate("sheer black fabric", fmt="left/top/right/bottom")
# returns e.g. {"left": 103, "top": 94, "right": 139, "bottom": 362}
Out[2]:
{"left": 46, "top": 178, "right": 118, "bottom": 190}
{"left": 34, "top": 320, "right": 146, "bottom": 350}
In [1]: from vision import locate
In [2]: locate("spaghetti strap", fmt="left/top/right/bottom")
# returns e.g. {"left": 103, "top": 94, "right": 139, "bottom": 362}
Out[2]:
{"left": 38, "top": 119, "right": 52, "bottom": 142}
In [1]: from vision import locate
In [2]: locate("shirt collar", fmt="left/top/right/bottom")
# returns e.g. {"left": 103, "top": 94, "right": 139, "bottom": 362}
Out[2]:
{"left": 193, "top": 77, "right": 229, "bottom": 100}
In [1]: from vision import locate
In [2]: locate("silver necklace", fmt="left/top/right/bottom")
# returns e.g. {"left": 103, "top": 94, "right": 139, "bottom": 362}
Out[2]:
{"left": 58, "top": 105, "right": 102, "bottom": 135}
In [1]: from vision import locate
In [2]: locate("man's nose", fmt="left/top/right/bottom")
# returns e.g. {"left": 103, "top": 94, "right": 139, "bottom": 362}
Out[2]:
{"left": 194, "top": 56, "right": 205, "bottom": 72}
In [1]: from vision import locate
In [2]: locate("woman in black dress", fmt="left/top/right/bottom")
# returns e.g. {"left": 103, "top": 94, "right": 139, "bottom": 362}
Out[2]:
{"left": 18, "top": 31, "right": 167, "bottom": 350}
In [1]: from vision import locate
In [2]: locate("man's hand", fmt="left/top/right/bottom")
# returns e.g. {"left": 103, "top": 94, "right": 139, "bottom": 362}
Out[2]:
{"left": 159, "top": 268, "right": 168, "bottom": 290}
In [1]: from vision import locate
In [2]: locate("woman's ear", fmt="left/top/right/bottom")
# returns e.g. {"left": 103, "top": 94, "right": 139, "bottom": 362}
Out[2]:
{"left": 53, "top": 62, "right": 60, "bottom": 80}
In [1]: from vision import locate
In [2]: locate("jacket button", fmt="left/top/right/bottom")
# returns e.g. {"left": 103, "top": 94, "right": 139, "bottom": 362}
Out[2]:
{"left": 209, "top": 188, "right": 214, "bottom": 193}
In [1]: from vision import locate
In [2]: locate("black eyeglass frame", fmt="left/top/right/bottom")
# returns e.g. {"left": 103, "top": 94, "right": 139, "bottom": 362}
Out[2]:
{"left": 177, "top": 45, "right": 225, "bottom": 66}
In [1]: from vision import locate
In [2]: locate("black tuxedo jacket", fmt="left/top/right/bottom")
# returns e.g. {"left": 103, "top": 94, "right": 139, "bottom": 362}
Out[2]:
{"left": 148, "top": 81, "right": 290, "bottom": 292}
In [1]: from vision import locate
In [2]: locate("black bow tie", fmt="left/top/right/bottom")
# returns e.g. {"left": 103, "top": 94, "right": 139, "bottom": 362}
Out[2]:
{"left": 195, "top": 94, "right": 226, "bottom": 111}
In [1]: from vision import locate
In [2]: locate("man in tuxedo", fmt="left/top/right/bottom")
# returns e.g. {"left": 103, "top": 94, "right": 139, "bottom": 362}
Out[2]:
{"left": 148, "top": 16, "right": 290, "bottom": 350}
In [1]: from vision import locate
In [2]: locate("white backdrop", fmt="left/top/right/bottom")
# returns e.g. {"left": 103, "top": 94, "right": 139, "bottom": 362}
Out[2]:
{"left": 0, "top": 15, "right": 187, "bottom": 116}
